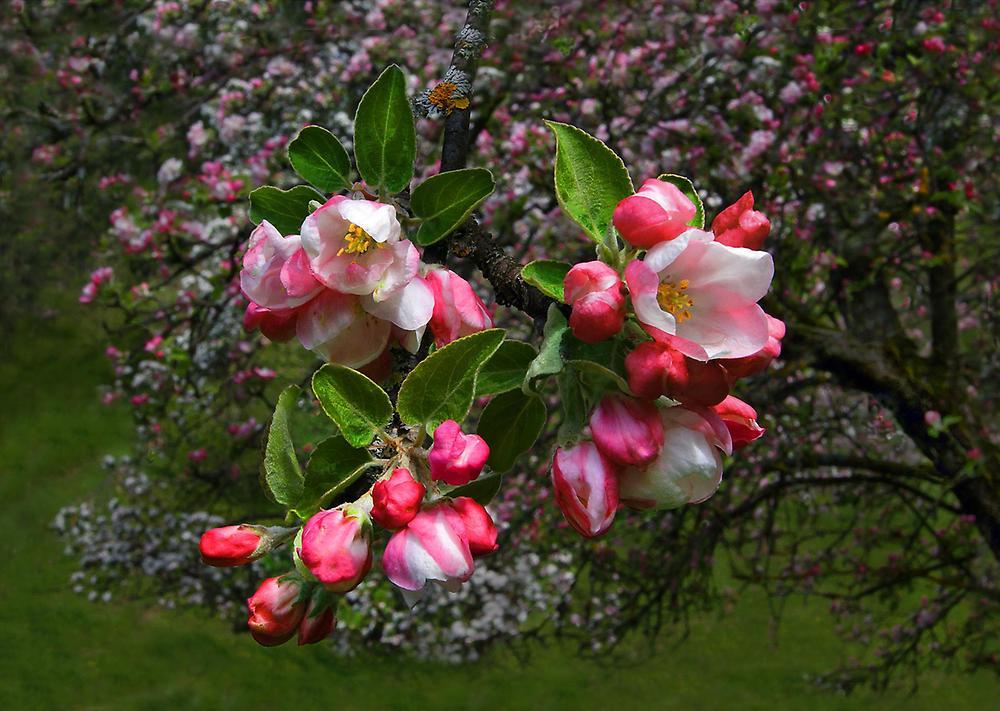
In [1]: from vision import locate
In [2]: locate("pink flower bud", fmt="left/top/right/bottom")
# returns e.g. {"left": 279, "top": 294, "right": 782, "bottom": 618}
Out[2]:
{"left": 371, "top": 468, "right": 426, "bottom": 530}
{"left": 449, "top": 496, "right": 498, "bottom": 557}
{"left": 564, "top": 261, "right": 625, "bottom": 344}
{"left": 719, "top": 314, "right": 785, "bottom": 381}
{"left": 299, "top": 507, "right": 373, "bottom": 593}
{"left": 552, "top": 442, "right": 619, "bottom": 538}
{"left": 590, "top": 394, "right": 664, "bottom": 467}
{"left": 425, "top": 268, "right": 494, "bottom": 347}
{"left": 199, "top": 525, "right": 267, "bottom": 567}
{"left": 613, "top": 178, "right": 697, "bottom": 248}
{"left": 297, "top": 598, "right": 336, "bottom": 646}
{"left": 247, "top": 576, "right": 305, "bottom": 646}
{"left": 625, "top": 339, "right": 730, "bottom": 406}
{"left": 712, "top": 396, "right": 765, "bottom": 449}
{"left": 382, "top": 501, "right": 474, "bottom": 595}
{"left": 428, "top": 419, "right": 490, "bottom": 486}
{"left": 711, "top": 191, "right": 771, "bottom": 250}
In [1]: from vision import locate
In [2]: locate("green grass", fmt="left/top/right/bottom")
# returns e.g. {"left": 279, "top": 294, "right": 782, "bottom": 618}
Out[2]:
{"left": 0, "top": 298, "right": 996, "bottom": 710}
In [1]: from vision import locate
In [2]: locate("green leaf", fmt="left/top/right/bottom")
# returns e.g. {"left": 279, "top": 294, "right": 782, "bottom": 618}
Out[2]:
{"left": 287, "top": 125, "right": 352, "bottom": 193}
{"left": 657, "top": 173, "right": 705, "bottom": 229}
{"left": 411, "top": 168, "right": 495, "bottom": 246}
{"left": 476, "top": 340, "right": 537, "bottom": 397}
{"left": 312, "top": 364, "right": 393, "bottom": 448}
{"left": 397, "top": 329, "right": 505, "bottom": 432}
{"left": 292, "top": 435, "right": 374, "bottom": 518}
{"left": 544, "top": 120, "right": 633, "bottom": 241}
{"left": 249, "top": 185, "right": 324, "bottom": 236}
{"left": 523, "top": 304, "right": 569, "bottom": 391}
{"left": 262, "top": 386, "right": 304, "bottom": 507}
{"left": 521, "top": 260, "right": 572, "bottom": 302}
{"left": 477, "top": 390, "right": 547, "bottom": 473}
{"left": 354, "top": 64, "right": 415, "bottom": 195}
{"left": 446, "top": 471, "right": 503, "bottom": 506}
{"left": 556, "top": 370, "right": 589, "bottom": 442}
{"left": 564, "top": 334, "right": 631, "bottom": 394}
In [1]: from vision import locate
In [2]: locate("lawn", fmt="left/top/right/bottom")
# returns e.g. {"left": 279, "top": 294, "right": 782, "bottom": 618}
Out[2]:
{"left": 0, "top": 297, "right": 996, "bottom": 710}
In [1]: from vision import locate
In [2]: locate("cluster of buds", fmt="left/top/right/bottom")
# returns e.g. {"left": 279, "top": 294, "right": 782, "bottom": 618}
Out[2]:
{"left": 551, "top": 183, "right": 781, "bottom": 536}
{"left": 199, "top": 420, "right": 499, "bottom": 646}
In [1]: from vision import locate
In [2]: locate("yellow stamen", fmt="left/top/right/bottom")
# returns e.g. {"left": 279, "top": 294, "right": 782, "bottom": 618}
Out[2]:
{"left": 427, "top": 81, "right": 470, "bottom": 115}
{"left": 337, "top": 223, "right": 383, "bottom": 257}
{"left": 657, "top": 278, "right": 694, "bottom": 322}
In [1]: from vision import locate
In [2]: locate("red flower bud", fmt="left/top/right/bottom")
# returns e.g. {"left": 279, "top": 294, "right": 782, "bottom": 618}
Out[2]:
{"left": 712, "top": 396, "right": 765, "bottom": 449}
{"left": 590, "top": 394, "right": 664, "bottom": 467}
{"left": 299, "top": 507, "right": 373, "bottom": 593}
{"left": 449, "top": 496, "right": 499, "bottom": 557}
{"left": 551, "top": 442, "right": 619, "bottom": 538}
{"left": 711, "top": 191, "right": 771, "bottom": 250}
{"left": 564, "top": 261, "right": 625, "bottom": 344}
{"left": 428, "top": 420, "right": 490, "bottom": 486}
{"left": 613, "top": 178, "right": 697, "bottom": 248}
{"left": 625, "top": 340, "right": 729, "bottom": 406}
{"left": 719, "top": 314, "right": 785, "bottom": 381}
{"left": 247, "top": 576, "right": 305, "bottom": 646}
{"left": 199, "top": 524, "right": 265, "bottom": 567}
{"left": 371, "top": 467, "right": 426, "bottom": 530}
{"left": 297, "top": 597, "right": 336, "bottom": 646}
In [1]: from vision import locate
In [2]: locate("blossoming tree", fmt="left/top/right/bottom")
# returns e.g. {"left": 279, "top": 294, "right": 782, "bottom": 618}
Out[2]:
{"left": 10, "top": 0, "right": 997, "bottom": 691}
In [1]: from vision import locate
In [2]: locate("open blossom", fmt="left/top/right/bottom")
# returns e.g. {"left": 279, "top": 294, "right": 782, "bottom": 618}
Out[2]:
{"left": 299, "top": 505, "right": 373, "bottom": 593}
{"left": 624, "top": 229, "right": 773, "bottom": 360}
{"left": 371, "top": 467, "right": 426, "bottom": 530}
{"left": 589, "top": 394, "right": 664, "bottom": 467}
{"left": 625, "top": 336, "right": 730, "bottom": 406}
{"left": 241, "top": 220, "right": 322, "bottom": 311}
{"left": 619, "top": 405, "right": 733, "bottom": 510}
{"left": 425, "top": 268, "right": 493, "bottom": 346}
{"left": 564, "top": 261, "right": 625, "bottom": 343}
{"left": 712, "top": 396, "right": 765, "bottom": 449}
{"left": 295, "top": 289, "right": 394, "bottom": 367}
{"left": 428, "top": 419, "right": 490, "bottom": 486}
{"left": 613, "top": 178, "right": 697, "bottom": 248}
{"left": 247, "top": 577, "right": 306, "bottom": 647}
{"left": 551, "top": 441, "right": 619, "bottom": 538}
{"left": 711, "top": 191, "right": 770, "bottom": 250}
{"left": 382, "top": 501, "right": 475, "bottom": 599}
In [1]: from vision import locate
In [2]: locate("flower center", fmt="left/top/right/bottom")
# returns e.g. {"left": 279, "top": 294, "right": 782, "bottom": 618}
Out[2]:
{"left": 338, "top": 223, "right": 382, "bottom": 256}
{"left": 656, "top": 279, "right": 694, "bottom": 322}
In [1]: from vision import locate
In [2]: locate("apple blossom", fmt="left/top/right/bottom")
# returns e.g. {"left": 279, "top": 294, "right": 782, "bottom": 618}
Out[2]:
{"left": 624, "top": 229, "right": 774, "bottom": 360}
{"left": 613, "top": 178, "right": 697, "bottom": 248}
{"left": 243, "top": 302, "right": 300, "bottom": 343}
{"left": 711, "top": 191, "right": 771, "bottom": 250}
{"left": 299, "top": 505, "right": 373, "bottom": 593}
{"left": 247, "top": 576, "right": 305, "bottom": 646}
{"left": 382, "top": 501, "right": 475, "bottom": 597}
{"left": 371, "top": 468, "right": 426, "bottom": 530}
{"left": 425, "top": 268, "right": 494, "bottom": 346}
{"left": 240, "top": 220, "right": 322, "bottom": 310}
{"left": 563, "top": 261, "right": 625, "bottom": 343}
{"left": 428, "top": 419, "right": 490, "bottom": 486}
{"left": 712, "top": 396, "right": 765, "bottom": 449}
{"left": 551, "top": 441, "right": 619, "bottom": 538}
{"left": 589, "top": 394, "right": 664, "bottom": 467}
{"left": 618, "top": 405, "right": 733, "bottom": 510}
